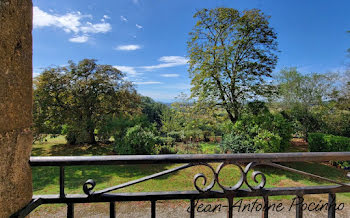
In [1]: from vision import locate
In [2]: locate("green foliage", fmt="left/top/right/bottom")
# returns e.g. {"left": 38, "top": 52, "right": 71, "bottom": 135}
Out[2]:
{"left": 140, "top": 96, "right": 168, "bottom": 128}
{"left": 116, "top": 124, "right": 157, "bottom": 155}
{"left": 33, "top": 59, "right": 140, "bottom": 144}
{"left": 276, "top": 68, "right": 336, "bottom": 108}
{"left": 308, "top": 133, "right": 350, "bottom": 152}
{"left": 157, "top": 136, "right": 176, "bottom": 146}
{"left": 188, "top": 8, "right": 278, "bottom": 124}
{"left": 220, "top": 133, "right": 256, "bottom": 153}
{"left": 220, "top": 101, "right": 293, "bottom": 153}
{"left": 308, "top": 133, "right": 350, "bottom": 167}
{"left": 155, "top": 144, "right": 177, "bottom": 154}
{"left": 275, "top": 68, "right": 337, "bottom": 138}
{"left": 253, "top": 130, "right": 283, "bottom": 153}
{"left": 161, "top": 93, "right": 226, "bottom": 144}
{"left": 319, "top": 110, "right": 350, "bottom": 138}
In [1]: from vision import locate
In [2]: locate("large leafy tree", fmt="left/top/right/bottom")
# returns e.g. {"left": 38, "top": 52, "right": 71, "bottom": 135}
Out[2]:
{"left": 33, "top": 59, "right": 140, "bottom": 144}
{"left": 275, "top": 67, "right": 337, "bottom": 138}
{"left": 187, "top": 8, "right": 278, "bottom": 124}
{"left": 276, "top": 67, "right": 336, "bottom": 109}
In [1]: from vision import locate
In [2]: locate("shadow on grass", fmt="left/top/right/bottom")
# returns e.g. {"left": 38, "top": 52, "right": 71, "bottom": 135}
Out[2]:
{"left": 33, "top": 164, "right": 174, "bottom": 194}
{"left": 31, "top": 147, "right": 46, "bottom": 156}
{"left": 48, "top": 143, "right": 114, "bottom": 156}
{"left": 253, "top": 162, "right": 348, "bottom": 187}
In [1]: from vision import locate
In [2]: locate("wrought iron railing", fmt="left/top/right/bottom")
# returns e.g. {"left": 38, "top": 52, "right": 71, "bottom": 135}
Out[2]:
{"left": 12, "top": 152, "right": 350, "bottom": 218}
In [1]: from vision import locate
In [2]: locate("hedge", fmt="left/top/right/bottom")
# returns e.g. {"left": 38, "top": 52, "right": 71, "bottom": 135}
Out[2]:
{"left": 308, "top": 133, "right": 350, "bottom": 152}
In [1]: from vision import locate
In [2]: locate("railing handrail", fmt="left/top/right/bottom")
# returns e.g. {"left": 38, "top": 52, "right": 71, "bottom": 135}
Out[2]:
{"left": 29, "top": 152, "right": 350, "bottom": 166}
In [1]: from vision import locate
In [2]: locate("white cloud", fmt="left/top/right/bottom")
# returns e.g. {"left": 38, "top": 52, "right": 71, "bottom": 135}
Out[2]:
{"left": 114, "top": 65, "right": 143, "bottom": 78}
{"left": 141, "top": 56, "right": 188, "bottom": 71}
{"left": 133, "top": 81, "right": 163, "bottom": 85}
{"left": 115, "top": 44, "right": 141, "bottom": 51}
{"left": 136, "top": 24, "right": 143, "bottom": 29}
{"left": 69, "top": 35, "right": 89, "bottom": 43}
{"left": 114, "top": 55, "right": 187, "bottom": 81}
{"left": 160, "top": 74, "right": 180, "bottom": 78}
{"left": 80, "top": 22, "right": 111, "bottom": 33}
{"left": 103, "top": 15, "right": 111, "bottom": 19}
{"left": 33, "top": 6, "right": 111, "bottom": 43}
{"left": 120, "top": 15, "right": 128, "bottom": 22}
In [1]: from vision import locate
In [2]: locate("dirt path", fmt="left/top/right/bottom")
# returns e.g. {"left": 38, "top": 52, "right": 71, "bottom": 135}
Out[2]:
{"left": 31, "top": 199, "right": 350, "bottom": 218}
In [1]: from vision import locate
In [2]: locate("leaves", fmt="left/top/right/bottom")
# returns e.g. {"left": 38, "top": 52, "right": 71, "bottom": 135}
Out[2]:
{"left": 33, "top": 59, "right": 140, "bottom": 144}
{"left": 187, "top": 8, "right": 278, "bottom": 123}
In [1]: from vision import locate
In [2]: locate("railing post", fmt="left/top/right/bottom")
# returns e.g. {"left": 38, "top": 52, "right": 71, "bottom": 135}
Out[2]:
{"left": 151, "top": 200, "right": 156, "bottom": 218}
{"left": 67, "top": 203, "right": 74, "bottom": 218}
{"left": 60, "top": 166, "right": 65, "bottom": 198}
{"left": 190, "top": 199, "right": 195, "bottom": 218}
{"left": 110, "top": 202, "right": 115, "bottom": 218}
{"left": 262, "top": 196, "right": 269, "bottom": 218}
{"left": 328, "top": 193, "right": 336, "bottom": 218}
{"left": 296, "top": 195, "right": 303, "bottom": 218}
{"left": 227, "top": 197, "right": 233, "bottom": 218}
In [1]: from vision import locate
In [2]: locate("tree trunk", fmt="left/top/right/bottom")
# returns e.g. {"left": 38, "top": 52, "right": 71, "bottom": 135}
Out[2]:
{"left": 226, "top": 109, "right": 238, "bottom": 124}
{"left": 88, "top": 129, "right": 96, "bottom": 144}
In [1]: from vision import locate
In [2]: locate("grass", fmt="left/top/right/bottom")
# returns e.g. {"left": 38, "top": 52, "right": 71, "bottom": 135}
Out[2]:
{"left": 31, "top": 136, "right": 350, "bottom": 203}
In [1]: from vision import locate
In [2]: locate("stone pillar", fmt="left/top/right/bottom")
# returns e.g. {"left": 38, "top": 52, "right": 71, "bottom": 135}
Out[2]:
{"left": 0, "top": 0, "right": 33, "bottom": 216}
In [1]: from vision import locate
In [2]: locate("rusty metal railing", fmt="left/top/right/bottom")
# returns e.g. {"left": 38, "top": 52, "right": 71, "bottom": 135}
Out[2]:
{"left": 12, "top": 152, "right": 350, "bottom": 218}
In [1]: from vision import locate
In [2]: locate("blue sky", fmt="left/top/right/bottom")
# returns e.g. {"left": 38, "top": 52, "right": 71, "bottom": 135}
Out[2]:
{"left": 33, "top": 0, "right": 350, "bottom": 102}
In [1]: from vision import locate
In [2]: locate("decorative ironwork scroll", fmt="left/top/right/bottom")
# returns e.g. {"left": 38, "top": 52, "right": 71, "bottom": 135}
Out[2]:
{"left": 83, "top": 161, "right": 350, "bottom": 196}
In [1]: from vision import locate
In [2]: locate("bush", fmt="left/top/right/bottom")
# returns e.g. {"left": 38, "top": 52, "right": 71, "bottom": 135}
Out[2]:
{"left": 155, "top": 144, "right": 177, "bottom": 154}
{"left": 220, "top": 102, "right": 293, "bottom": 153}
{"left": 157, "top": 136, "right": 175, "bottom": 146}
{"left": 115, "top": 124, "right": 157, "bottom": 155}
{"left": 220, "top": 133, "right": 256, "bottom": 153}
{"left": 167, "top": 131, "right": 184, "bottom": 142}
{"left": 321, "top": 112, "right": 350, "bottom": 138}
{"left": 253, "top": 130, "right": 283, "bottom": 153}
{"left": 308, "top": 133, "right": 350, "bottom": 152}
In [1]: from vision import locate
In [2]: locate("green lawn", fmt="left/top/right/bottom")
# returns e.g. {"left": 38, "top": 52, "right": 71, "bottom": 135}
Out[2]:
{"left": 31, "top": 136, "right": 350, "bottom": 202}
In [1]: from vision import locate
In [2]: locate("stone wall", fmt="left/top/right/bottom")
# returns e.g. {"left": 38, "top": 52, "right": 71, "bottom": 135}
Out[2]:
{"left": 0, "top": 0, "right": 33, "bottom": 216}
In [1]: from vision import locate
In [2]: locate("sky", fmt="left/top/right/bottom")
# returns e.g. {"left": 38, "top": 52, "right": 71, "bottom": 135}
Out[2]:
{"left": 33, "top": 0, "right": 350, "bottom": 102}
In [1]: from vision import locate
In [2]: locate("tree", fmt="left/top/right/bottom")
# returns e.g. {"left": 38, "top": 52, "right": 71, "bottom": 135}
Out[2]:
{"left": 187, "top": 8, "right": 278, "bottom": 124}
{"left": 275, "top": 67, "right": 336, "bottom": 138}
{"left": 33, "top": 59, "right": 140, "bottom": 144}
{"left": 336, "top": 69, "right": 350, "bottom": 110}
{"left": 276, "top": 67, "right": 336, "bottom": 110}
{"left": 140, "top": 96, "right": 168, "bottom": 128}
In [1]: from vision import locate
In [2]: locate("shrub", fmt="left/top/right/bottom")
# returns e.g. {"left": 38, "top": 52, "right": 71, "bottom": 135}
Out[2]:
{"left": 321, "top": 112, "right": 350, "bottom": 138}
{"left": 220, "top": 132, "right": 256, "bottom": 153}
{"left": 220, "top": 102, "right": 293, "bottom": 153}
{"left": 253, "top": 130, "right": 283, "bottom": 153}
{"left": 116, "top": 124, "right": 157, "bottom": 155}
{"left": 157, "top": 136, "right": 175, "bottom": 146}
{"left": 155, "top": 144, "right": 177, "bottom": 154}
{"left": 167, "top": 131, "right": 184, "bottom": 142}
{"left": 308, "top": 133, "right": 350, "bottom": 152}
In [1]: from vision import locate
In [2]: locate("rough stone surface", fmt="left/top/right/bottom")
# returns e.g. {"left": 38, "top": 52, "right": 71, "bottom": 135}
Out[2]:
{"left": 0, "top": 0, "right": 33, "bottom": 217}
{"left": 0, "top": 0, "right": 33, "bottom": 132}
{"left": 0, "top": 129, "right": 33, "bottom": 216}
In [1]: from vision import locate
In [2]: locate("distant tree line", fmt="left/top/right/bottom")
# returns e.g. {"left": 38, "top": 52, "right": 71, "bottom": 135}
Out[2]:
{"left": 33, "top": 7, "right": 350, "bottom": 155}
